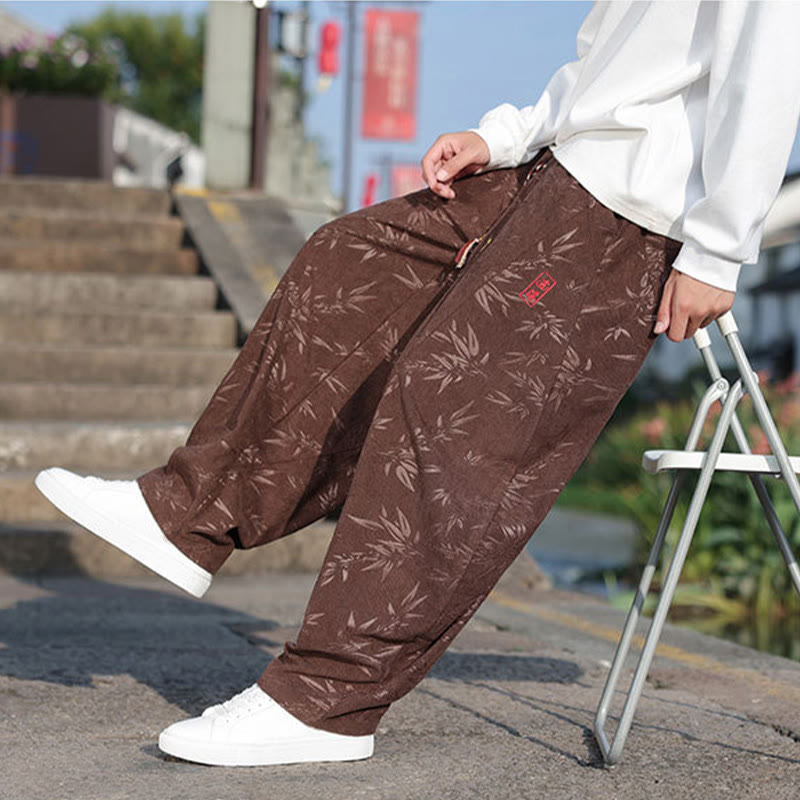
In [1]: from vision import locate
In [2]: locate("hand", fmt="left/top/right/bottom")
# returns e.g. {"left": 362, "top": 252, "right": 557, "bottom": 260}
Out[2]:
{"left": 653, "top": 268, "right": 735, "bottom": 342}
{"left": 421, "top": 131, "right": 490, "bottom": 199}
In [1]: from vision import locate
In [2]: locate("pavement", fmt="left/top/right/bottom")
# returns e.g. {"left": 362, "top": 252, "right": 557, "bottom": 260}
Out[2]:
{"left": 2, "top": 561, "right": 800, "bottom": 800}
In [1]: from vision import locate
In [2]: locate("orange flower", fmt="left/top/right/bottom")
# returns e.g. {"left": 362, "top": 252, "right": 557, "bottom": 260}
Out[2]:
{"left": 640, "top": 416, "right": 667, "bottom": 444}
{"left": 750, "top": 429, "right": 771, "bottom": 456}
{"left": 702, "top": 403, "right": 722, "bottom": 438}
{"left": 775, "top": 371, "right": 800, "bottom": 396}
{"left": 778, "top": 400, "right": 800, "bottom": 428}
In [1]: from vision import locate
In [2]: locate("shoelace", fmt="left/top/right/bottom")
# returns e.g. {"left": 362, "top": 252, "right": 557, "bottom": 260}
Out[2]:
{"left": 218, "top": 685, "right": 269, "bottom": 718}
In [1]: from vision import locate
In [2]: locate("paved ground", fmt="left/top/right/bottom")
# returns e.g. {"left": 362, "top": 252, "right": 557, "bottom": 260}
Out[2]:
{"left": 2, "top": 566, "right": 800, "bottom": 800}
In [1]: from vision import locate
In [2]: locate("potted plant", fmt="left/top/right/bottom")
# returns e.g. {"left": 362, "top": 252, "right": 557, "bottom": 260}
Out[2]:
{"left": 0, "top": 33, "right": 120, "bottom": 178}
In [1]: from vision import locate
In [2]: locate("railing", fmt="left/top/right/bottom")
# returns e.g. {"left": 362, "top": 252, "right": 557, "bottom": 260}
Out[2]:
{"left": 112, "top": 107, "right": 205, "bottom": 190}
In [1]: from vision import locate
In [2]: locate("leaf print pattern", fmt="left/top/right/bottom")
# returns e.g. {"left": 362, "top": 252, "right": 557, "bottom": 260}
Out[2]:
{"left": 486, "top": 371, "right": 548, "bottom": 419}
{"left": 347, "top": 505, "right": 423, "bottom": 580}
{"left": 516, "top": 308, "right": 570, "bottom": 345}
{"left": 411, "top": 319, "right": 491, "bottom": 394}
{"left": 136, "top": 147, "right": 683, "bottom": 736}
{"left": 377, "top": 439, "right": 418, "bottom": 491}
{"left": 625, "top": 268, "right": 664, "bottom": 328}
{"left": 604, "top": 322, "right": 632, "bottom": 341}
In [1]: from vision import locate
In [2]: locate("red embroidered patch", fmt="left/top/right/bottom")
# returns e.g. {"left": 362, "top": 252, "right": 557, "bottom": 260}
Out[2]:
{"left": 519, "top": 271, "right": 556, "bottom": 307}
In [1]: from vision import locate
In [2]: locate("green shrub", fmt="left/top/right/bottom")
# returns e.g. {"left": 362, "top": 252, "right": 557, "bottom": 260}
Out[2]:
{"left": 0, "top": 33, "right": 118, "bottom": 98}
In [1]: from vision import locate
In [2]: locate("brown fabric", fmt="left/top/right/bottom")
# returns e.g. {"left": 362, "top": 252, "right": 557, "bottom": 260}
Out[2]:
{"left": 137, "top": 146, "right": 682, "bottom": 736}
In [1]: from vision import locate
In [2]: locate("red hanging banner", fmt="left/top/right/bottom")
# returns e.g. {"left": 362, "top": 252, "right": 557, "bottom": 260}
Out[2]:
{"left": 361, "top": 172, "right": 380, "bottom": 206}
{"left": 361, "top": 9, "right": 418, "bottom": 140}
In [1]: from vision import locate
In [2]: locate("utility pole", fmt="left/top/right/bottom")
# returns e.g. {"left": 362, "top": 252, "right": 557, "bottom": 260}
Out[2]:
{"left": 250, "top": 1, "right": 271, "bottom": 190}
{"left": 341, "top": 0, "right": 357, "bottom": 214}
{"left": 297, "top": 1, "right": 311, "bottom": 124}
{"left": 376, "top": 152, "right": 392, "bottom": 203}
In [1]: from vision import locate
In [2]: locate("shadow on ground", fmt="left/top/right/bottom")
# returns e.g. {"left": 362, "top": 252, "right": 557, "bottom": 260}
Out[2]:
{"left": 0, "top": 577, "right": 583, "bottom": 719}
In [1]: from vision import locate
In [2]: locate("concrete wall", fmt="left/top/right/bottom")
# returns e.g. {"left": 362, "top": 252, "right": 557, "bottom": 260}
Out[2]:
{"left": 201, "top": 1, "right": 255, "bottom": 190}
{"left": 201, "top": 2, "right": 338, "bottom": 225}
{"left": 264, "top": 67, "right": 340, "bottom": 233}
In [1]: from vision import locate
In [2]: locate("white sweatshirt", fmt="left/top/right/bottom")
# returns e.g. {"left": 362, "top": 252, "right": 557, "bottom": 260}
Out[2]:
{"left": 468, "top": 0, "right": 800, "bottom": 293}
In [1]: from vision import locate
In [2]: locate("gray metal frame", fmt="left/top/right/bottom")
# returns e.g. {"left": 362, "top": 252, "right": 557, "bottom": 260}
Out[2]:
{"left": 593, "top": 311, "right": 800, "bottom": 766}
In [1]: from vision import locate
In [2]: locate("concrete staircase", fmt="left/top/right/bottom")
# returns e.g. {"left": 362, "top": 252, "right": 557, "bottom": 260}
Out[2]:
{"left": 0, "top": 176, "right": 242, "bottom": 573}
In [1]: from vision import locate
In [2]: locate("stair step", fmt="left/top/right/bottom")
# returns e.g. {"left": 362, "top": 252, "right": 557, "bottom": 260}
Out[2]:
{"left": 0, "top": 240, "right": 199, "bottom": 274}
{"left": 0, "top": 176, "right": 171, "bottom": 215}
{"left": 0, "top": 344, "right": 238, "bottom": 385}
{"left": 0, "top": 521, "right": 162, "bottom": 578}
{"left": 0, "top": 308, "right": 238, "bottom": 348}
{"left": 1, "top": 471, "right": 152, "bottom": 525}
{"left": 0, "top": 382, "right": 217, "bottom": 421}
{"left": 0, "top": 271, "right": 219, "bottom": 311}
{"left": 0, "top": 471, "right": 83, "bottom": 522}
{"left": 0, "top": 208, "right": 184, "bottom": 249}
{"left": 0, "top": 420, "right": 189, "bottom": 472}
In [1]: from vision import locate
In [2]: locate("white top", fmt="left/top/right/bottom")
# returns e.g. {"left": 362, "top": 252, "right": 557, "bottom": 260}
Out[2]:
{"left": 468, "top": 0, "right": 800, "bottom": 293}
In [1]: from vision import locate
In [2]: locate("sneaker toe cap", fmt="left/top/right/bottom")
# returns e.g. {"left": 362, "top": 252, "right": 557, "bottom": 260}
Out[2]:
{"left": 37, "top": 466, "right": 81, "bottom": 491}
{"left": 160, "top": 715, "right": 214, "bottom": 745}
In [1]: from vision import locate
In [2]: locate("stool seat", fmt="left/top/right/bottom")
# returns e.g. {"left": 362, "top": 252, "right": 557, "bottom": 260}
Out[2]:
{"left": 642, "top": 449, "right": 800, "bottom": 476}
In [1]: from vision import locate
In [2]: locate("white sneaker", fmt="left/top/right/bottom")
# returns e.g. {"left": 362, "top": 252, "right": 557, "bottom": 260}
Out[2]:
{"left": 158, "top": 684, "right": 375, "bottom": 766}
{"left": 34, "top": 467, "right": 212, "bottom": 598}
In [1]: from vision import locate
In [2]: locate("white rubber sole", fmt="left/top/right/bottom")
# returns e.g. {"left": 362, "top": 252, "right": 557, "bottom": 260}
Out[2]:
{"left": 34, "top": 469, "right": 211, "bottom": 598}
{"left": 158, "top": 729, "right": 375, "bottom": 767}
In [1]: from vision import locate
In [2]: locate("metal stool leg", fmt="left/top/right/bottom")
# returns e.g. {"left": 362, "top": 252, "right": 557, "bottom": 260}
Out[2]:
{"left": 594, "top": 377, "right": 729, "bottom": 758}
{"left": 595, "top": 311, "right": 800, "bottom": 764}
{"left": 697, "top": 323, "right": 800, "bottom": 598}
{"left": 719, "top": 316, "right": 800, "bottom": 596}
{"left": 594, "top": 378, "right": 744, "bottom": 765}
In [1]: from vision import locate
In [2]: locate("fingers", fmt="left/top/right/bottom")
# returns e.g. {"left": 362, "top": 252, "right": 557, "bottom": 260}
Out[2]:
{"left": 421, "top": 132, "right": 487, "bottom": 199}
{"left": 684, "top": 315, "right": 702, "bottom": 341}
{"left": 420, "top": 141, "right": 442, "bottom": 191}
{"left": 431, "top": 150, "right": 467, "bottom": 200}
{"left": 653, "top": 269, "right": 736, "bottom": 343}
{"left": 671, "top": 282, "right": 694, "bottom": 340}
{"left": 699, "top": 314, "right": 716, "bottom": 330}
{"left": 421, "top": 139, "right": 448, "bottom": 195}
{"left": 421, "top": 136, "right": 458, "bottom": 198}
{"left": 653, "top": 275, "right": 673, "bottom": 336}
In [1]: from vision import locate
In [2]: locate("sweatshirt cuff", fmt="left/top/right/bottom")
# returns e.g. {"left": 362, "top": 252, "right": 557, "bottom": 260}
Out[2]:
{"left": 670, "top": 240, "right": 742, "bottom": 293}
{"left": 468, "top": 118, "right": 519, "bottom": 173}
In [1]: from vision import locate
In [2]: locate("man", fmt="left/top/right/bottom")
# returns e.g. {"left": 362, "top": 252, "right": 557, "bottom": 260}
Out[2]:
{"left": 34, "top": 0, "right": 800, "bottom": 767}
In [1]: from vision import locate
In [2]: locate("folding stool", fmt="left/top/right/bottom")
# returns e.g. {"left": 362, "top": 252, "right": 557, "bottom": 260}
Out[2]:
{"left": 593, "top": 311, "right": 800, "bottom": 765}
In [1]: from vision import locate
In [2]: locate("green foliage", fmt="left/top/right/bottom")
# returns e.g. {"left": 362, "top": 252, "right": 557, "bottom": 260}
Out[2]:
{"left": 565, "top": 371, "right": 800, "bottom": 622}
{"left": 0, "top": 32, "right": 117, "bottom": 97}
{"left": 66, "top": 9, "right": 205, "bottom": 142}
{"left": 3, "top": 11, "right": 306, "bottom": 148}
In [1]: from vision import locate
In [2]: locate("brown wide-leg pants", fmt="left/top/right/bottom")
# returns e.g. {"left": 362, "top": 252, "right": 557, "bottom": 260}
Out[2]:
{"left": 137, "top": 146, "right": 681, "bottom": 736}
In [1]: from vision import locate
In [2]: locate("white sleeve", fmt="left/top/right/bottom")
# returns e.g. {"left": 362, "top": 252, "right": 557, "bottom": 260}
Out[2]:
{"left": 467, "top": 99, "right": 552, "bottom": 173}
{"left": 670, "top": 1, "right": 800, "bottom": 293}
{"left": 466, "top": 57, "right": 585, "bottom": 174}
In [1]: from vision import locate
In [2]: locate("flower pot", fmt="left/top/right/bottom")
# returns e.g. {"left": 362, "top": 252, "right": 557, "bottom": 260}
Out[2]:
{"left": 0, "top": 88, "right": 15, "bottom": 175}
{"left": 8, "top": 92, "right": 115, "bottom": 179}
